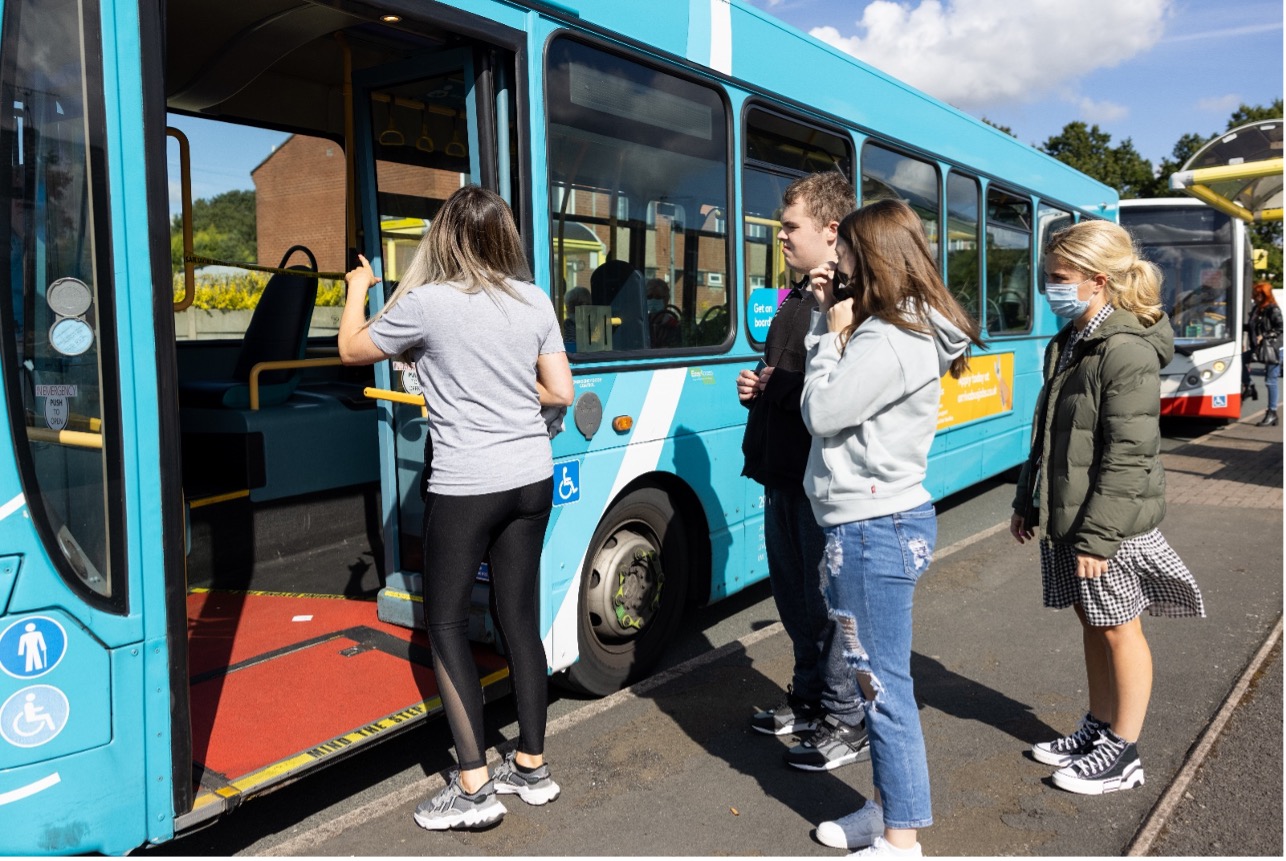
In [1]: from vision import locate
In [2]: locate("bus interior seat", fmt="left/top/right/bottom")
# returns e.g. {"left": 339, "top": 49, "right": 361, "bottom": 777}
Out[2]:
{"left": 179, "top": 245, "right": 319, "bottom": 410}
{"left": 591, "top": 260, "right": 649, "bottom": 350}
{"left": 176, "top": 244, "right": 379, "bottom": 502}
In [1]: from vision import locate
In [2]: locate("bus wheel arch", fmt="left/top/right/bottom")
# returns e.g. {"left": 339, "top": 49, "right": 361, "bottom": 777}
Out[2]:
{"left": 557, "top": 477, "right": 708, "bottom": 696}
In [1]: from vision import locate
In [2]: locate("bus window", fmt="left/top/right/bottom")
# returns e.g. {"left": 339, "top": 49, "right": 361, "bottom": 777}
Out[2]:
{"left": 861, "top": 143, "right": 940, "bottom": 259}
{"left": 167, "top": 120, "right": 346, "bottom": 341}
{"left": 946, "top": 172, "right": 981, "bottom": 322}
{"left": 0, "top": 0, "right": 124, "bottom": 607}
{"left": 1036, "top": 202, "right": 1073, "bottom": 292}
{"left": 742, "top": 106, "right": 852, "bottom": 346}
{"left": 546, "top": 38, "right": 730, "bottom": 354}
{"left": 985, "top": 187, "right": 1033, "bottom": 335}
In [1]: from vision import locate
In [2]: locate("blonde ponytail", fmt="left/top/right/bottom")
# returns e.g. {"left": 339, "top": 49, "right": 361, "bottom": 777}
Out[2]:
{"left": 1045, "top": 220, "right": 1164, "bottom": 326}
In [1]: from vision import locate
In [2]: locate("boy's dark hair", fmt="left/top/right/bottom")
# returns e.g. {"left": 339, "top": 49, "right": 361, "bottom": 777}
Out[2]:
{"left": 783, "top": 171, "right": 856, "bottom": 229}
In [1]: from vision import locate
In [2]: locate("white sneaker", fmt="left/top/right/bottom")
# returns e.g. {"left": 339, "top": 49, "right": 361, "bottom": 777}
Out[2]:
{"left": 848, "top": 836, "right": 922, "bottom": 857}
{"left": 817, "top": 800, "right": 883, "bottom": 849}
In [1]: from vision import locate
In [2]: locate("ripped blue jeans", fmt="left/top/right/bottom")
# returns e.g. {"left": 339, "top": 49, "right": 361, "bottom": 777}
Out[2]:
{"left": 821, "top": 501, "right": 936, "bottom": 830}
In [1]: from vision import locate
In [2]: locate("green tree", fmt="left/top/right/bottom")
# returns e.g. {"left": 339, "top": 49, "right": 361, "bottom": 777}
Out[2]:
{"left": 981, "top": 117, "right": 1016, "bottom": 137}
{"left": 170, "top": 189, "right": 256, "bottom": 272}
{"left": 1039, "top": 122, "right": 1155, "bottom": 199}
{"left": 1228, "top": 99, "right": 1283, "bottom": 127}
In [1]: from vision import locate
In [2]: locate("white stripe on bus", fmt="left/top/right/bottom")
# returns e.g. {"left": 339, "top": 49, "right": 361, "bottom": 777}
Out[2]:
{"left": 0, "top": 493, "right": 25, "bottom": 522}
{"left": 0, "top": 772, "right": 60, "bottom": 806}
{"left": 710, "top": 0, "right": 732, "bottom": 75}
{"left": 544, "top": 367, "right": 689, "bottom": 670}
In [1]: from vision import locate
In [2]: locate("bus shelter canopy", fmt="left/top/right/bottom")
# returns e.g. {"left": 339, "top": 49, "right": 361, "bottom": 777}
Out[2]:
{"left": 1170, "top": 120, "right": 1282, "bottom": 222}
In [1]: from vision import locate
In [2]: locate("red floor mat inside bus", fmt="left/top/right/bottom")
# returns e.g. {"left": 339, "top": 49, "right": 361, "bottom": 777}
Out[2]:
{"left": 186, "top": 591, "right": 508, "bottom": 790}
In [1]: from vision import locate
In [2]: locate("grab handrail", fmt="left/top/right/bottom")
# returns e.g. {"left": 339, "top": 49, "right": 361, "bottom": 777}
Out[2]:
{"left": 167, "top": 127, "right": 195, "bottom": 311}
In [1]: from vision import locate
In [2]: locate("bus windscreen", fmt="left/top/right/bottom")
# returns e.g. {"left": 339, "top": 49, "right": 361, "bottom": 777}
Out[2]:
{"left": 1122, "top": 207, "right": 1235, "bottom": 346}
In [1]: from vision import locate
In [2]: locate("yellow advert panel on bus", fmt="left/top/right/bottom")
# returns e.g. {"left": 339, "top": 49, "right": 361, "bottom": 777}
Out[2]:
{"left": 937, "top": 352, "right": 1014, "bottom": 430}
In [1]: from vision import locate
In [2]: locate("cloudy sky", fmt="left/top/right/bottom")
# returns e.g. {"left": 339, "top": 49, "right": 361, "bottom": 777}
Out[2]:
{"left": 170, "top": 0, "right": 1282, "bottom": 210}
{"left": 745, "top": 0, "right": 1283, "bottom": 163}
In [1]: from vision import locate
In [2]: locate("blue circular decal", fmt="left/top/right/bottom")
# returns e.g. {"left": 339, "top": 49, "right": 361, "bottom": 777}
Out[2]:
{"left": 0, "top": 615, "right": 68, "bottom": 679}
{"left": 0, "top": 685, "right": 70, "bottom": 748}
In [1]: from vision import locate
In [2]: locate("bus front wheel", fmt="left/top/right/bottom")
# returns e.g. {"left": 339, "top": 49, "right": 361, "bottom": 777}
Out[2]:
{"left": 561, "top": 487, "right": 689, "bottom": 696}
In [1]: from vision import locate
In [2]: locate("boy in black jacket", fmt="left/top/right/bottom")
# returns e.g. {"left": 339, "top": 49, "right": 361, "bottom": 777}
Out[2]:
{"left": 738, "top": 172, "right": 868, "bottom": 774}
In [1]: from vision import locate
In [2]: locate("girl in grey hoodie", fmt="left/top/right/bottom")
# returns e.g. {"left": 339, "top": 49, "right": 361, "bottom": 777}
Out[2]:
{"left": 802, "top": 199, "right": 982, "bottom": 857}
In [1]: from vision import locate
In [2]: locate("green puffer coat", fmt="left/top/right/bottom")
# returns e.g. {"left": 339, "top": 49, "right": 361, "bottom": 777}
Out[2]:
{"left": 1013, "top": 308, "right": 1174, "bottom": 559}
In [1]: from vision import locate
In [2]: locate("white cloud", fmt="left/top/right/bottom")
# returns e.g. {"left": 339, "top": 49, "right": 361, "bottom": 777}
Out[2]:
{"left": 809, "top": 0, "right": 1171, "bottom": 112}
{"left": 1076, "top": 96, "right": 1128, "bottom": 124}
{"left": 1196, "top": 94, "right": 1243, "bottom": 113}
{"left": 1164, "top": 22, "right": 1282, "bottom": 43}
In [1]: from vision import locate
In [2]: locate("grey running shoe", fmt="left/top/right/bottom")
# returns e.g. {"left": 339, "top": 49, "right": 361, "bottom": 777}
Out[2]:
{"left": 1052, "top": 729, "right": 1144, "bottom": 795}
{"left": 751, "top": 686, "right": 823, "bottom": 736}
{"left": 816, "top": 799, "right": 883, "bottom": 850}
{"left": 491, "top": 750, "right": 561, "bottom": 805}
{"left": 784, "top": 714, "right": 870, "bottom": 771}
{"left": 413, "top": 773, "right": 506, "bottom": 830}
{"left": 1032, "top": 712, "right": 1110, "bottom": 766}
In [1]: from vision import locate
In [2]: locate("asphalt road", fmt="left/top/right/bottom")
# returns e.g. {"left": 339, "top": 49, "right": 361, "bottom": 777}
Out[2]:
{"left": 147, "top": 404, "right": 1281, "bottom": 856}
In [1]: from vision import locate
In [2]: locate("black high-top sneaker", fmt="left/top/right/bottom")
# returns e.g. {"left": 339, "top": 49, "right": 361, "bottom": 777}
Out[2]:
{"left": 1031, "top": 712, "right": 1110, "bottom": 766}
{"left": 1051, "top": 728, "right": 1144, "bottom": 795}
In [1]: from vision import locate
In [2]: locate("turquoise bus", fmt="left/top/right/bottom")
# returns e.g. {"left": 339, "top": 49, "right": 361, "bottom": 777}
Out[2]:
{"left": 0, "top": 0, "right": 1116, "bottom": 852}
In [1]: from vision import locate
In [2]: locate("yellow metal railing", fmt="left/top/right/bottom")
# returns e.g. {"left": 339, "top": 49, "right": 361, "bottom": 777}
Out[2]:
{"left": 248, "top": 357, "right": 346, "bottom": 410}
{"left": 27, "top": 427, "right": 103, "bottom": 449}
{"left": 167, "top": 127, "right": 196, "bottom": 311}
{"left": 363, "top": 386, "right": 428, "bottom": 418}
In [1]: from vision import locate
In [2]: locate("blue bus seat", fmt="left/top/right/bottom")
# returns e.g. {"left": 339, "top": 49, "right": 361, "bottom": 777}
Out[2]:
{"left": 591, "top": 260, "right": 650, "bottom": 350}
{"left": 179, "top": 245, "right": 319, "bottom": 410}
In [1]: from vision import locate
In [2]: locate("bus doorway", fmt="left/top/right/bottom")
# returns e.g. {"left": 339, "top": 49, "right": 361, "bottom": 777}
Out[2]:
{"left": 159, "top": 5, "right": 523, "bottom": 832}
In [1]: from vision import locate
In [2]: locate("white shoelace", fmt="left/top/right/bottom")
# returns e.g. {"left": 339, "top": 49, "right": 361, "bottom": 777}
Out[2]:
{"left": 1073, "top": 734, "right": 1125, "bottom": 775}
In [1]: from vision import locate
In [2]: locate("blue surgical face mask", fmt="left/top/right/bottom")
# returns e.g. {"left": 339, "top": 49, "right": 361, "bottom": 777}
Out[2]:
{"left": 1044, "top": 279, "right": 1091, "bottom": 319}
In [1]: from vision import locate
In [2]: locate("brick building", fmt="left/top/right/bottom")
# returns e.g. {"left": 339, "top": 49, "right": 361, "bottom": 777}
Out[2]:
{"left": 252, "top": 134, "right": 463, "bottom": 276}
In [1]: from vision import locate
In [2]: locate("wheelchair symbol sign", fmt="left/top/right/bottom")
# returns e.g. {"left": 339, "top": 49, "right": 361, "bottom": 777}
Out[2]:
{"left": 1, "top": 685, "right": 70, "bottom": 748}
{"left": 1213, "top": 394, "right": 1227, "bottom": 408}
{"left": 0, "top": 615, "right": 67, "bottom": 679}
{"left": 553, "top": 461, "right": 580, "bottom": 506}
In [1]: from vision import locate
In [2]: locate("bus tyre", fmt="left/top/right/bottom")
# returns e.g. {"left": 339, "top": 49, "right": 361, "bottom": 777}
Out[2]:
{"left": 561, "top": 487, "right": 689, "bottom": 696}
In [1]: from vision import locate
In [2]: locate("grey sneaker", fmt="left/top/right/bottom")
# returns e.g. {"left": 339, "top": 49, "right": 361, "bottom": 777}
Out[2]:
{"left": 413, "top": 773, "right": 506, "bottom": 830}
{"left": 751, "top": 687, "right": 823, "bottom": 736}
{"left": 816, "top": 799, "right": 883, "bottom": 850}
{"left": 784, "top": 714, "right": 870, "bottom": 771}
{"left": 1032, "top": 712, "right": 1110, "bottom": 766}
{"left": 492, "top": 750, "right": 561, "bottom": 805}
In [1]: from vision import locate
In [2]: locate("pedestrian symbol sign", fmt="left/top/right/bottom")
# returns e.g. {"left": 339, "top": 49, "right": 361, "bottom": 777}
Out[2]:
{"left": 1, "top": 685, "right": 70, "bottom": 748}
{"left": 0, "top": 616, "right": 67, "bottom": 679}
{"left": 553, "top": 461, "right": 580, "bottom": 506}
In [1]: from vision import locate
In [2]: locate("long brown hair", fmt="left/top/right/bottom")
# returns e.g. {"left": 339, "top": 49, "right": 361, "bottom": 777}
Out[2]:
{"left": 369, "top": 185, "right": 532, "bottom": 326}
{"left": 1253, "top": 281, "right": 1277, "bottom": 308}
{"left": 836, "top": 199, "right": 983, "bottom": 378}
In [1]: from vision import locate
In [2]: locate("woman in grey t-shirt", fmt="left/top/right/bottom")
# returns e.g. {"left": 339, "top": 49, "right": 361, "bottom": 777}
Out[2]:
{"left": 340, "top": 186, "right": 573, "bottom": 831}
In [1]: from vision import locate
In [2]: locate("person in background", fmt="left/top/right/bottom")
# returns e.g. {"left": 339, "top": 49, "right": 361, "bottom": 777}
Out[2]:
{"left": 801, "top": 198, "right": 982, "bottom": 857}
{"left": 562, "top": 285, "right": 590, "bottom": 345}
{"left": 1011, "top": 220, "right": 1205, "bottom": 798}
{"left": 1245, "top": 280, "right": 1282, "bottom": 426}
{"left": 737, "top": 172, "right": 871, "bottom": 780}
{"left": 340, "top": 185, "right": 573, "bottom": 831}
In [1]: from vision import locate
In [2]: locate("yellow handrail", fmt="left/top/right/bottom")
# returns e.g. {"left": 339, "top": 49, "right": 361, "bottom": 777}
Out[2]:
{"left": 167, "top": 127, "right": 195, "bottom": 311}
{"left": 27, "top": 427, "right": 103, "bottom": 449}
{"left": 363, "top": 386, "right": 428, "bottom": 418}
{"left": 248, "top": 357, "right": 346, "bottom": 410}
{"left": 362, "top": 386, "right": 424, "bottom": 406}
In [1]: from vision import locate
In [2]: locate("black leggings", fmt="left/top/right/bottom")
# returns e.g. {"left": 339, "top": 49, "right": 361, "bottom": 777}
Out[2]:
{"left": 422, "top": 476, "right": 553, "bottom": 771}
